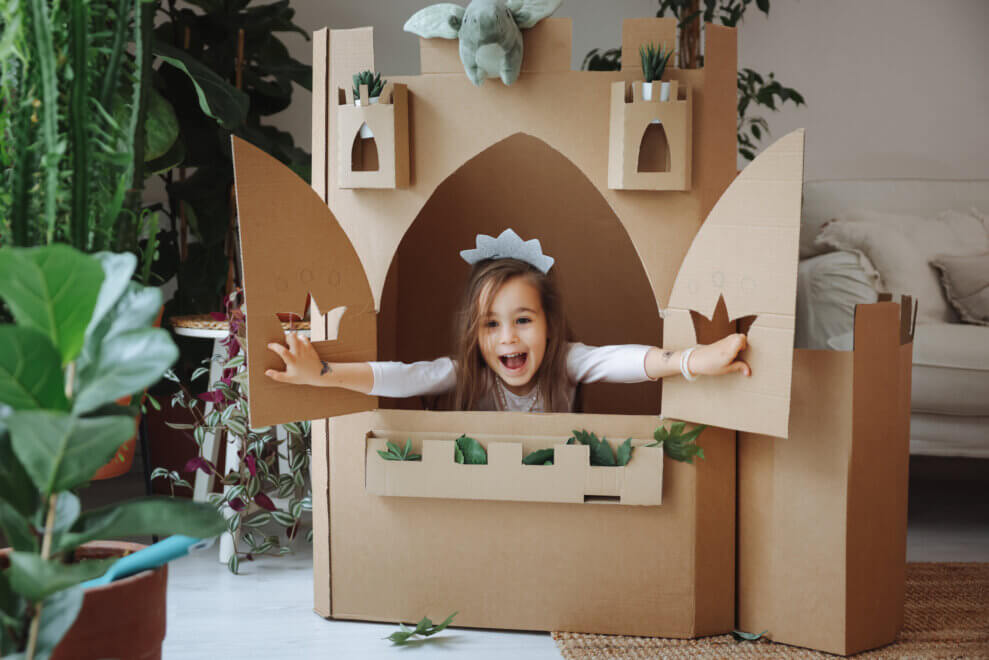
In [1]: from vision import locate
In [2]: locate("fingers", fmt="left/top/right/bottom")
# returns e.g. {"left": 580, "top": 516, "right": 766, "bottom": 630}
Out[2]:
{"left": 265, "top": 368, "right": 287, "bottom": 382}
{"left": 267, "top": 342, "right": 290, "bottom": 361}
{"left": 723, "top": 359, "right": 751, "bottom": 377}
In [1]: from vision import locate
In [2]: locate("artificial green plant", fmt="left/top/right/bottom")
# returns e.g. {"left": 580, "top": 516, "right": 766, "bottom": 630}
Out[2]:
{"left": 0, "top": 245, "right": 225, "bottom": 659}
{"left": 639, "top": 42, "right": 674, "bottom": 83}
{"left": 352, "top": 70, "right": 386, "bottom": 100}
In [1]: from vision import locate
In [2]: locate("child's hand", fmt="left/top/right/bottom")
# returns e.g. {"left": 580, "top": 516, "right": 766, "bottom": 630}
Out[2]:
{"left": 266, "top": 333, "right": 325, "bottom": 385}
{"left": 689, "top": 334, "right": 751, "bottom": 377}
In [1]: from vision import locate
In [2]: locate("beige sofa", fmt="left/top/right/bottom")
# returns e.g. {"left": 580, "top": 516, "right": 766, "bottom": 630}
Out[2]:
{"left": 795, "top": 179, "right": 989, "bottom": 458}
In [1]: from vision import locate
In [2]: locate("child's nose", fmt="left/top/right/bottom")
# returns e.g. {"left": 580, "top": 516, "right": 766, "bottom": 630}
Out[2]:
{"left": 499, "top": 324, "right": 517, "bottom": 343}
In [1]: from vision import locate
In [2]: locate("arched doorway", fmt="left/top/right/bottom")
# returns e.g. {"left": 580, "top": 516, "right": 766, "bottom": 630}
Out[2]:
{"left": 378, "top": 133, "right": 662, "bottom": 415}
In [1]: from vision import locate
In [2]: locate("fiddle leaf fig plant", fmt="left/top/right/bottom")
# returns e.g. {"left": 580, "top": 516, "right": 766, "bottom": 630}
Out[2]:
{"left": 0, "top": 245, "right": 226, "bottom": 659}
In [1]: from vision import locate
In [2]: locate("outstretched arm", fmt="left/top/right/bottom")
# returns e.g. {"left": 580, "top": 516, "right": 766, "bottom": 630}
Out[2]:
{"left": 645, "top": 333, "right": 751, "bottom": 380}
{"left": 266, "top": 332, "right": 373, "bottom": 393}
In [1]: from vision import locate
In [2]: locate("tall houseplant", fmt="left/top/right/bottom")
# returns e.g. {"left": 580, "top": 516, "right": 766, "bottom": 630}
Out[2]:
{"left": 581, "top": 0, "right": 805, "bottom": 161}
{"left": 0, "top": 244, "right": 225, "bottom": 659}
{"left": 0, "top": 0, "right": 170, "bottom": 276}
{"left": 149, "top": 0, "right": 312, "bottom": 315}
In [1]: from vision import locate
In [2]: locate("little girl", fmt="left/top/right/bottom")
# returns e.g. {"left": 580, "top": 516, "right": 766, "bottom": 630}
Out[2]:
{"left": 266, "top": 229, "right": 750, "bottom": 411}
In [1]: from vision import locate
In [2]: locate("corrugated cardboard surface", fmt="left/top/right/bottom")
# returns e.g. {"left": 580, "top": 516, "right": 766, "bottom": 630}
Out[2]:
{"left": 663, "top": 129, "right": 805, "bottom": 438}
{"left": 317, "top": 409, "right": 735, "bottom": 636}
{"left": 736, "top": 302, "right": 912, "bottom": 655}
{"left": 232, "top": 138, "right": 378, "bottom": 427}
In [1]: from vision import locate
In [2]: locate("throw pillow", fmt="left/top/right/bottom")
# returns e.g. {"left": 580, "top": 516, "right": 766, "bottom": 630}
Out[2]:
{"left": 814, "top": 209, "right": 989, "bottom": 323}
{"left": 930, "top": 253, "right": 989, "bottom": 326}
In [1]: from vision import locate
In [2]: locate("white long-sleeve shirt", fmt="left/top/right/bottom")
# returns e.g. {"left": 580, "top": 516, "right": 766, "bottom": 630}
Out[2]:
{"left": 368, "top": 342, "right": 653, "bottom": 412}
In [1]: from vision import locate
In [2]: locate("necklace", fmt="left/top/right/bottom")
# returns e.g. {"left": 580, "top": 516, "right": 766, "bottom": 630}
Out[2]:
{"left": 493, "top": 379, "right": 541, "bottom": 412}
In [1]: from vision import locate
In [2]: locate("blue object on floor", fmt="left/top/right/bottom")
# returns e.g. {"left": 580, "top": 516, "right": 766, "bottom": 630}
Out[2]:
{"left": 81, "top": 535, "right": 216, "bottom": 589}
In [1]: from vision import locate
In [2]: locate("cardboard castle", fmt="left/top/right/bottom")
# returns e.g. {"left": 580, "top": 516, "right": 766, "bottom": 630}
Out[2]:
{"left": 232, "top": 17, "right": 914, "bottom": 656}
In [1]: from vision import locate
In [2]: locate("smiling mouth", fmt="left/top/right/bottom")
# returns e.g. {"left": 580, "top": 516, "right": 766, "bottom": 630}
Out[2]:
{"left": 499, "top": 352, "right": 528, "bottom": 371}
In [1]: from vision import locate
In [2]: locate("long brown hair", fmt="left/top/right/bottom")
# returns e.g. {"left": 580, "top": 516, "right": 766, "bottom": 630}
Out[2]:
{"left": 452, "top": 258, "right": 573, "bottom": 412}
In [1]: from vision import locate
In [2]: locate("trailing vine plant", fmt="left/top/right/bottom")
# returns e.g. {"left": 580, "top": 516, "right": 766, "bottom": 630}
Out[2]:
{"left": 154, "top": 291, "right": 312, "bottom": 574}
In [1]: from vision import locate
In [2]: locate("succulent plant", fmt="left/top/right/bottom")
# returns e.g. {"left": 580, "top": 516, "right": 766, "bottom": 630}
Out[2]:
{"left": 639, "top": 42, "right": 675, "bottom": 83}
{"left": 352, "top": 70, "right": 386, "bottom": 100}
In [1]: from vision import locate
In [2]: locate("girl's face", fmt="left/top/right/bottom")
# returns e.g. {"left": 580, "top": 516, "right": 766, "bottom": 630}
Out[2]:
{"left": 478, "top": 276, "right": 548, "bottom": 396}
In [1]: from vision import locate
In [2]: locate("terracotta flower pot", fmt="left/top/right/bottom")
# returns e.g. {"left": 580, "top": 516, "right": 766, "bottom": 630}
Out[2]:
{"left": 0, "top": 541, "right": 167, "bottom": 660}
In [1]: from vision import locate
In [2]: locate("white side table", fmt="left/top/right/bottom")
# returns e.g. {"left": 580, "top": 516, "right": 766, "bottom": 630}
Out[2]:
{"left": 172, "top": 319, "right": 308, "bottom": 563}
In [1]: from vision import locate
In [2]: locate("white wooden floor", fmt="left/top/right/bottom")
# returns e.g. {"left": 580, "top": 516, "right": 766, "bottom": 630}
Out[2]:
{"left": 84, "top": 459, "right": 989, "bottom": 659}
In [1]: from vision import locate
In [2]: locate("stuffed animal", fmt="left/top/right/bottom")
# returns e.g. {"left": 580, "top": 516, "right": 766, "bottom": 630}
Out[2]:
{"left": 404, "top": 0, "right": 562, "bottom": 87}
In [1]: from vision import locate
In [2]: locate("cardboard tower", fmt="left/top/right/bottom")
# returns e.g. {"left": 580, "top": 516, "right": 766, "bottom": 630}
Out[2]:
{"left": 232, "top": 17, "right": 913, "bottom": 656}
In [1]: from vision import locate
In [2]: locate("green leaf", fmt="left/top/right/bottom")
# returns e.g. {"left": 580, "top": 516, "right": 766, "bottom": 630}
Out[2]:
{"left": 228, "top": 553, "right": 239, "bottom": 575}
{"left": 0, "top": 246, "right": 104, "bottom": 365}
{"left": 454, "top": 444, "right": 464, "bottom": 464}
{"left": 572, "top": 430, "right": 615, "bottom": 466}
{"left": 402, "top": 439, "right": 412, "bottom": 459}
{"left": 0, "top": 327, "right": 68, "bottom": 412}
{"left": 246, "top": 512, "right": 271, "bottom": 527}
{"left": 32, "top": 586, "right": 85, "bottom": 660}
{"left": 144, "top": 87, "right": 180, "bottom": 161}
{"left": 387, "top": 611, "right": 458, "bottom": 645}
{"left": 153, "top": 40, "right": 249, "bottom": 129}
{"left": 651, "top": 423, "right": 707, "bottom": 464}
{"left": 0, "top": 430, "right": 38, "bottom": 517}
{"left": 271, "top": 511, "right": 294, "bottom": 527}
{"left": 144, "top": 135, "right": 186, "bottom": 175}
{"left": 6, "top": 553, "right": 115, "bottom": 602}
{"left": 732, "top": 629, "right": 768, "bottom": 642}
{"left": 522, "top": 448, "right": 554, "bottom": 465}
{"left": 616, "top": 438, "right": 633, "bottom": 466}
{"left": 85, "top": 252, "right": 137, "bottom": 341}
{"left": 7, "top": 411, "right": 134, "bottom": 495}
{"left": 454, "top": 435, "right": 487, "bottom": 465}
{"left": 53, "top": 497, "right": 225, "bottom": 553}
{"left": 50, "top": 492, "right": 80, "bottom": 534}
{"left": 73, "top": 327, "right": 178, "bottom": 414}
{"left": 0, "top": 498, "right": 37, "bottom": 552}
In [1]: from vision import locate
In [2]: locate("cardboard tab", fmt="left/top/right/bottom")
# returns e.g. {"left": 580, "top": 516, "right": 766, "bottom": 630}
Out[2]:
{"left": 365, "top": 432, "right": 663, "bottom": 506}
{"left": 663, "top": 130, "right": 805, "bottom": 438}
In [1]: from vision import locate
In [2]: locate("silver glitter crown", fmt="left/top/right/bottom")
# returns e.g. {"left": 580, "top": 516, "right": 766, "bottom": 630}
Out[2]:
{"left": 459, "top": 228, "right": 555, "bottom": 274}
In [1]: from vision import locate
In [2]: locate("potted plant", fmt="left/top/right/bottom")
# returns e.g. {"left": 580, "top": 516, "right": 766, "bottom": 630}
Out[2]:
{"left": 639, "top": 41, "right": 674, "bottom": 102}
{"left": 351, "top": 70, "right": 387, "bottom": 139}
{"left": 0, "top": 244, "right": 226, "bottom": 659}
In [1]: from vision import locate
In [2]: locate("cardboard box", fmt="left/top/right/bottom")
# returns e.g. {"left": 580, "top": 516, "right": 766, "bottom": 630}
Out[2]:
{"left": 737, "top": 299, "right": 915, "bottom": 655}
{"left": 314, "top": 410, "right": 735, "bottom": 636}
{"left": 227, "top": 15, "right": 908, "bottom": 654}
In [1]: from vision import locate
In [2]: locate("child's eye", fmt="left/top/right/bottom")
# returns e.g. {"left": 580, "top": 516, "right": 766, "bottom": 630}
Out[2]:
{"left": 484, "top": 320, "right": 499, "bottom": 329}
{"left": 516, "top": 317, "right": 531, "bottom": 325}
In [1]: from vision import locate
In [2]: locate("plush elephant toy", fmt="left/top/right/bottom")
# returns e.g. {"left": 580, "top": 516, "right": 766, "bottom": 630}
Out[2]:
{"left": 404, "top": 0, "right": 563, "bottom": 86}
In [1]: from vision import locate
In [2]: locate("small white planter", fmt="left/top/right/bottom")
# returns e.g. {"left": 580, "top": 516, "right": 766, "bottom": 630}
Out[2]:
{"left": 641, "top": 81, "right": 671, "bottom": 102}
{"left": 355, "top": 96, "right": 379, "bottom": 138}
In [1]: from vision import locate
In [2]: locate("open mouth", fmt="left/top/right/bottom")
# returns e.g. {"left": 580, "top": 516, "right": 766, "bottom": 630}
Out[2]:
{"left": 499, "top": 352, "right": 528, "bottom": 371}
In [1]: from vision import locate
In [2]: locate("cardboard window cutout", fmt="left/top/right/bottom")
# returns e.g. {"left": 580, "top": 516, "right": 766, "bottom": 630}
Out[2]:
{"left": 637, "top": 122, "right": 671, "bottom": 173}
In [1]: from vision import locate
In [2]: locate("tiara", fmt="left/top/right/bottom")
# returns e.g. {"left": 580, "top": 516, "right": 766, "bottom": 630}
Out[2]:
{"left": 459, "top": 228, "right": 555, "bottom": 274}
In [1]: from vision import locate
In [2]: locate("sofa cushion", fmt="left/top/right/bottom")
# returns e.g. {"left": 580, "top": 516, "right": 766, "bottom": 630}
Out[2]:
{"left": 815, "top": 209, "right": 989, "bottom": 323}
{"left": 931, "top": 252, "right": 989, "bottom": 325}
{"left": 911, "top": 323, "right": 989, "bottom": 416}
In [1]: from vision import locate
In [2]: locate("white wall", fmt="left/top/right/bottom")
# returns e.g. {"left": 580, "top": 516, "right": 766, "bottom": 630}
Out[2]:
{"left": 270, "top": 0, "right": 989, "bottom": 181}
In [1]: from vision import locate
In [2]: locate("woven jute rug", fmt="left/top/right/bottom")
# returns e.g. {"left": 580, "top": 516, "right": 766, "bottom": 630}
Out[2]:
{"left": 553, "top": 563, "right": 989, "bottom": 659}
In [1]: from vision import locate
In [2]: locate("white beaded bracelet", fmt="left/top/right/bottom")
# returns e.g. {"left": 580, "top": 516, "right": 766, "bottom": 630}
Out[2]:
{"left": 680, "top": 346, "right": 698, "bottom": 381}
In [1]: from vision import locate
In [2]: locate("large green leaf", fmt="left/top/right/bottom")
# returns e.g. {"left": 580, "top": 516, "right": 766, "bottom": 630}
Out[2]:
{"left": 453, "top": 435, "right": 487, "bottom": 465}
{"left": 32, "top": 586, "right": 85, "bottom": 660}
{"left": 5, "top": 553, "right": 113, "bottom": 602}
{"left": 0, "top": 246, "right": 104, "bottom": 365}
{"left": 0, "top": 572, "right": 24, "bottom": 657}
{"left": 85, "top": 252, "right": 137, "bottom": 340}
{"left": 0, "top": 498, "right": 37, "bottom": 552}
{"left": 0, "top": 430, "right": 38, "bottom": 517}
{"left": 54, "top": 497, "right": 225, "bottom": 553}
{"left": 0, "top": 326, "right": 68, "bottom": 411}
{"left": 153, "top": 40, "right": 249, "bottom": 129}
{"left": 7, "top": 411, "right": 134, "bottom": 495}
{"left": 73, "top": 327, "right": 178, "bottom": 414}
{"left": 145, "top": 87, "right": 180, "bottom": 160}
